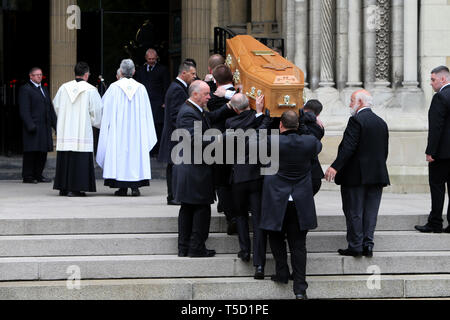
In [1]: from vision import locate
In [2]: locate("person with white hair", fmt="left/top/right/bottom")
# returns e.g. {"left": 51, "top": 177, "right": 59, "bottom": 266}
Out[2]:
{"left": 96, "top": 59, "right": 157, "bottom": 196}
{"left": 325, "top": 89, "right": 390, "bottom": 257}
{"left": 415, "top": 66, "right": 450, "bottom": 233}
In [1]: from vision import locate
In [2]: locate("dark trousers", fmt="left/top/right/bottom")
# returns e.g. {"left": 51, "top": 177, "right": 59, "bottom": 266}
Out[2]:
{"left": 217, "top": 186, "right": 235, "bottom": 224}
{"left": 178, "top": 203, "right": 211, "bottom": 254}
{"left": 428, "top": 159, "right": 450, "bottom": 228}
{"left": 231, "top": 180, "right": 267, "bottom": 267}
{"left": 166, "top": 163, "right": 174, "bottom": 201}
{"left": 268, "top": 202, "right": 308, "bottom": 295}
{"left": 22, "top": 151, "right": 47, "bottom": 180}
{"left": 340, "top": 184, "right": 383, "bottom": 252}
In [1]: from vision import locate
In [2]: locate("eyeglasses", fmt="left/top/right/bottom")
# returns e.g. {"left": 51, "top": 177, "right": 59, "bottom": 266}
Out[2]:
{"left": 31, "top": 74, "right": 43, "bottom": 77}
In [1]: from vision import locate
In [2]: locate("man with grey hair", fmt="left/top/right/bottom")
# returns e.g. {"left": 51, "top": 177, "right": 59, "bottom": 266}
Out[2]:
{"left": 135, "top": 48, "right": 170, "bottom": 157}
{"left": 96, "top": 59, "right": 157, "bottom": 196}
{"left": 325, "top": 89, "right": 390, "bottom": 257}
{"left": 415, "top": 66, "right": 450, "bottom": 233}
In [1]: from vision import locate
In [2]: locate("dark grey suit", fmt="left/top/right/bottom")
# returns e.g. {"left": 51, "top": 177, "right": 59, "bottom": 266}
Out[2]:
{"left": 331, "top": 108, "right": 390, "bottom": 252}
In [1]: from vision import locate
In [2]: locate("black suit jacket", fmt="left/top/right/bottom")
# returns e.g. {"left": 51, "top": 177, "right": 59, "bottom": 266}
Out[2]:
{"left": 225, "top": 109, "right": 271, "bottom": 184}
{"left": 158, "top": 79, "right": 189, "bottom": 163}
{"left": 302, "top": 111, "right": 325, "bottom": 180}
{"left": 426, "top": 85, "right": 450, "bottom": 159}
{"left": 331, "top": 108, "right": 390, "bottom": 187}
{"left": 18, "top": 81, "right": 56, "bottom": 152}
{"left": 172, "top": 101, "right": 235, "bottom": 204}
{"left": 207, "top": 86, "right": 236, "bottom": 132}
{"left": 135, "top": 62, "right": 170, "bottom": 124}
{"left": 260, "top": 131, "right": 321, "bottom": 232}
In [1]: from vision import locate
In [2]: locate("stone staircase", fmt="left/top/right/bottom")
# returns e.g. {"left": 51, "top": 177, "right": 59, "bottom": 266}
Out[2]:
{"left": 0, "top": 180, "right": 449, "bottom": 300}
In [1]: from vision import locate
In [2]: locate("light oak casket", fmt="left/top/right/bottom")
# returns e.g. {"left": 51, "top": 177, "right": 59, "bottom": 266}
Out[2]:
{"left": 225, "top": 35, "right": 305, "bottom": 117}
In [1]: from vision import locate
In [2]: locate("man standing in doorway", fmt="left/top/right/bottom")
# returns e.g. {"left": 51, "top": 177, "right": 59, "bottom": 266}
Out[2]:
{"left": 135, "top": 48, "right": 170, "bottom": 157}
{"left": 18, "top": 67, "right": 57, "bottom": 184}
{"left": 415, "top": 66, "right": 450, "bottom": 233}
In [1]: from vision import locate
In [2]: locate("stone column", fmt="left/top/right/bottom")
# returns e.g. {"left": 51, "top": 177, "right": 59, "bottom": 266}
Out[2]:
{"left": 346, "top": 0, "right": 362, "bottom": 88}
{"left": 402, "top": 0, "right": 419, "bottom": 89}
{"left": 319, "top": 0, "right": 335, "bottom": 88}
{"left": 182, "top": 0, "right": 211, "bottom": 79}
{"left": 50, "top": 0, "right": 77, "bottom": 98}
{"left": 283, "top": 0, "right": 296, "bottom": 62}
{"left": 374, "top": 0, "right": 391, "bottom": 88}
{"left": 308, "top": 0, "right": 321, "bottom": 90}
{"left": 391, "top": 0, "right": 403, "bottom": 89}
{"left": 294, "top": 0, "right": 308, "bottom": 83}
{"left": 229, "top": 0, "right": 246, "bottom": 26}
{"left": 336, "top": 0, "right": 348, "bottom": 91}
{"left": 363, "top": 0, "right": 377, "bottom": 89}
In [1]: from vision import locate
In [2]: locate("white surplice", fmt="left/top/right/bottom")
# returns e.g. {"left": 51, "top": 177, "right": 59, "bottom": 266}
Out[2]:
{"left": 53, "top": 80, "right": 103, "bottom": 152}
{"left": 96, "top": 77, "right": 157, "bottom": 182}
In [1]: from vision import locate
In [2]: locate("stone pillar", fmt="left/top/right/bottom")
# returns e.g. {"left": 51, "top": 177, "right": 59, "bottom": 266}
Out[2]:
{"left": 374, "top": 0, "right": 391, "bottom": 88}
{"left": 346, "top": 0, "right": 362, "bottom": 88}
{"left": 294, "top": 0, "right": 308, "bottom": 83}
{"left": 363, "top": 0, "right": 377, "bottom": 89}
{"left": 336, "top": 0, "right": 348, "bottom": 91}
{"left": 229, "top": 0, "right": 246, "bottom": 25}
{"left": 50, "top": 0, "right": 77, "bottom": 98}
{"left": 319, "top": 0, "right": 335, "bottom": 88}
{"left": 283, "top": 0, "right": 296, "bottom": 62}
{"left": 308, "top": 0, "right": 321, "bottom": 90}
{"left": 182, "top": 0, "right": 211, "bottom": 79}
{"left": 391, "top": 0, "right": 403, "bottom": 89}
{"left": 402, "top": 0, "right": 419, "bottom": 89}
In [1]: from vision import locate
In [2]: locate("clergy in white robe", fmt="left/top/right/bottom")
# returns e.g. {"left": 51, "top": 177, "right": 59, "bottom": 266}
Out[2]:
{"left": 96, "top": 59, "right": 157, "bottom": 196}
{"left": 52, "top": 62, "right": 103, "bottom": 197}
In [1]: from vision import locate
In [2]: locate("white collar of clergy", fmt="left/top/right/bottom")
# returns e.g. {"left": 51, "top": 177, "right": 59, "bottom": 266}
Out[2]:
{"left": 116, "top": 78, "right": 140, "bottom": 100}
{"left": 64, "top": 80, "right": 93, "bottom": 103}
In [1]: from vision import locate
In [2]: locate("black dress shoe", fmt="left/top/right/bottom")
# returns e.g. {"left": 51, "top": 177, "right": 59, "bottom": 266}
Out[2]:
{"left": 338, "top": 248, "right": 363, "bottom": 257}
{"left": 67, "top": 191, "right": 86, "bottom": 197}
{"left": 167, "top": 199, "right": 181, "bottom": 205}
{"left": 59, "top": 190, "right": 68, "bottom": 196}
{"left": 237, "top": 251, "right": 250, "bottom": 262}
{"left": 188, "top": 249, "right": 216, "bottom": 258}
{"left": 444, "top": 226, "right": 450, "bottom": 233}
{"left": 114, "top": 188, "right": 128, "bottom": 196}
{"left": 363, "top": 246, "right": 373, "bottom": 257}
{"left": 36, "top": 176, "right": 51, "bottom": 183}
{"left": 131, "top": 188, "right": 141, "bottom": 197}
{"left": 270, "top": 275, "right": 289, "bottom": 284}
{"left": 254, "top": 266, "right": 265, "bottom": 280}
{"left": 295, "top": 292, "right": 308, "bottom": 300}
{"left": 414, "top": 224, "right": 442, "bottom": 233}
{"left": 23, "top": 178, "right": 38, "bottom": 184}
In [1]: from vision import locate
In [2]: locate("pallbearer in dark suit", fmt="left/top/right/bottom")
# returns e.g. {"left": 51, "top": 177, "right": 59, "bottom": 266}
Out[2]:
{"left": 260, "top": 110, "right": 322, "bottom": 300}
{"left": 158, "top": 61, "right": 197, "bottom": 205}
{"left": 135, "top": 48, "right": 170, "bottom": 157}
{"left": 172, "top": 80, "right": 235, "bottom": 258}
{"left": 225, "top": 93, "right": 271, "bottom": 279}
{"left": 415, "top": 66, "right": 450, "bottom": 233}
{"left": 18, "top": 67, "right": 57, "bottom": 183}
{"left": 325, "top": 89, "right": 390, "bottom": 258}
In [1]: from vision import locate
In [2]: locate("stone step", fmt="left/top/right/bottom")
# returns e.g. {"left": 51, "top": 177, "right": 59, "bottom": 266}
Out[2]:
{"left": 0, "top": 213, "right": 428, "bottom": 235}
{"left": 1, "top": 274, "right": 450, "bottom": 299}
{"left": 1, "top": 252, "right": 450, "bottom": 282}
{"left": 0, "top": 231, "right": 448, "bottom": 257}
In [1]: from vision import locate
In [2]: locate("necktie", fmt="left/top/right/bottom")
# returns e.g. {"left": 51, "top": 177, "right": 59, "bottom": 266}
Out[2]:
{"left": 38, "top": 85, "right": 45, "bottom": 97}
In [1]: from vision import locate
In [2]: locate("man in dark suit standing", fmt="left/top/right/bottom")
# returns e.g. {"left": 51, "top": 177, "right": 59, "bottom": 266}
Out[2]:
{"left": 172, "top": 80, "right": 235, "bottom": 258}
{"left": 325, "top": 89, "right": 390, "bottom": 257}
{"left": 415, "top": 66, "right": 450, "bottom": 233}
{"left": 225, "top": 93, "right": 270, "bottom": 279}
{"left": 260, "top": 110, "right": 321, "bottom": 300}
{"left": 302, "top": 99, "right": 325, "bottom": 195}
{"left": 158, "top": 61, "right": 197, "bottom": 205}
{"left": 18, "top": 67, "right": 56, "bottom": 183}
{"left": 135, "top": 48, "right": 170, "bottom": 157}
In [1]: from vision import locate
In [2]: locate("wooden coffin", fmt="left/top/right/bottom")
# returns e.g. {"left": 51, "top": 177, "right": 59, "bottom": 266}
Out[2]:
{"left": 225, "top": 35, "right": 305, "bottom": 117}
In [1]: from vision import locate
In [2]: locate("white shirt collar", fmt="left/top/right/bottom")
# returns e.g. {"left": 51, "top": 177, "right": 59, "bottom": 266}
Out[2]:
{"left": 188, "top": 99, "right": 203, "bottom": 113}
{"left": 219, "top": 83, "right": 234, "bottom": 90}
{"left": 357, "top": 107, "right": 370, "bottom": 114}
{"left": 177, "top": 77, "right": 188, "bottom": 88}
{"left": 30, "top": 80, "right": 40, "bottom": 87}
{"left": 440, "top": 83, "right": 450, "bottom": 92}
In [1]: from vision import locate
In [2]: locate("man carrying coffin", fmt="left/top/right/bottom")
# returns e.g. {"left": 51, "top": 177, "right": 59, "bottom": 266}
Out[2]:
{"left": 96, "top": 59, "right": 157, "bottom": 196}
{"left": 52, "top": 62, "right": 103, "bottom": 197}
